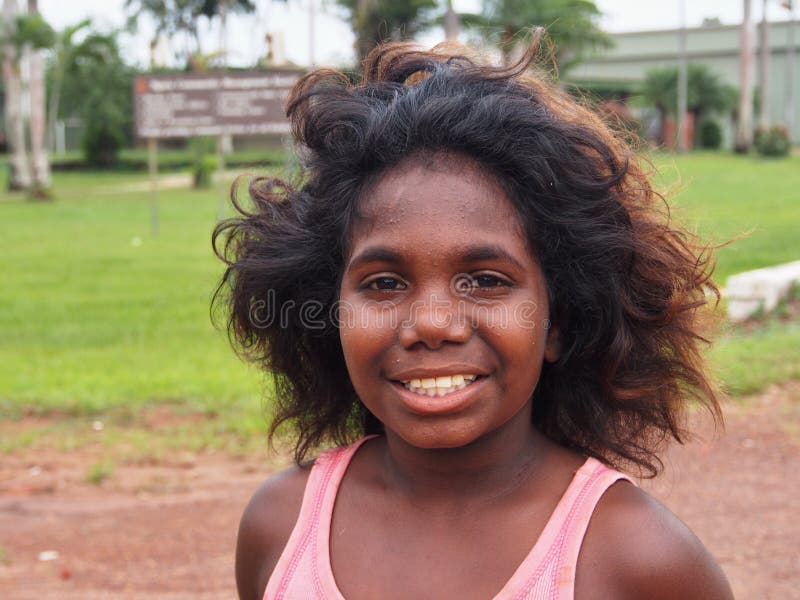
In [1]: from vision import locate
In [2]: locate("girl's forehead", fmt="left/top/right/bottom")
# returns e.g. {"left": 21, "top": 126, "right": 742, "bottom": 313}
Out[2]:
{"left": 349, "top": 156, "right": 531, "bottom": 257}
{"left": 356, "top": 155, "right": 522, "bottom": 228}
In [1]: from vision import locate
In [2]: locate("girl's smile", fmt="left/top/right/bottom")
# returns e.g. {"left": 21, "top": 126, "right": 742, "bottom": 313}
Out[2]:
{"left": 338, "top": 154, "right": 559, "bottom": 450}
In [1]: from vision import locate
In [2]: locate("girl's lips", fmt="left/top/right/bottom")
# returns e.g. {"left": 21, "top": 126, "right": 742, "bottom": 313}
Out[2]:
{"left": 391, "top": 375, "right": 488, "bottom": 416}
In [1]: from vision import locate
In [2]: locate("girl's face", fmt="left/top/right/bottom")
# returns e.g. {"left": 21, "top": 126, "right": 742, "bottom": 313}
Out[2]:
{"left": 339, "top": 156, "right": 558, "bottom": 450}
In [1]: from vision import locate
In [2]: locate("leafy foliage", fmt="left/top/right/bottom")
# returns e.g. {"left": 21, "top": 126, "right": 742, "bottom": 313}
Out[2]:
{"left": 197, "top": 0, "right": 256, "bottom": 18}
{"left": 698, "top": 119, "right": 722, "bottom": 149}
{"left": 46, "top": 21, "right": 119, "bottom": 149}
{"left": 190, "top": 136, "right": 218, "bottom": 188}
{"left": 643, "top": 64, "right": 736, "bottom": 118}
{"left": 11, "top": 14, "right": 56, "bottom": 51}
{"left": 755, "top": 126, "right": 791, "bottom": 157}
{"left": 125, "top": 0, "right": 257, "bottom": 60}
{"left": 466, "top": 0, "right": 611, "bottom": 71}
{"left": 336, "top": 0, "right": 438, "bottom": 63}
{"left": 55, "top": 32, "right": 135, "bottom": 167}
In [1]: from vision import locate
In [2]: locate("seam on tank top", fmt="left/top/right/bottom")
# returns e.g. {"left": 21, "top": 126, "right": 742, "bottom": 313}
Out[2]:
{"left": 275, "top": 449, "right": 341, "bottom": 600}
{"left": 511, "top": 463, "right": 608, "bottom": 600}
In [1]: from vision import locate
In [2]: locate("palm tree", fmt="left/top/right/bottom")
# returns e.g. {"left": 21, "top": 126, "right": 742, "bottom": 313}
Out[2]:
{"left": 443, "top": 0, "right": 460, "bottom": 40}
{"left": 336, "top": 0, "right": 438, "bottom": 64}
{"left": 27, "top": 0, "right": 53, "bottom": 194}
{"left": 471, "top": 0, "right": 611, "bottom": 71}
{"left": 644, "top": 64, "right": 737, "bottom": 146}
{"left": 735, "top": 0, "right": 755, "bottom": 153}
{"left": 125, "top": 0, "right": 204, "bottom": 63}
{"left": 47, "top": 27, "right": 120, "bottom": 153}
{"left": 196, "top": 0, "right": 255, "bottom": 66}
{"left": 1, "top": 0, "right": 54, "bottom": 192}
{"left": 125, "top": 0, "right": 256, "bottom": 66}
{"left": 2, "top": 0, "right": 31, "bottom": 190}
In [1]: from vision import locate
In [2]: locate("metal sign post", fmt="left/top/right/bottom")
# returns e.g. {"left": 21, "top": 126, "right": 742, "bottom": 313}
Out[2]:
{"left": 216, "top": 135, "right": 227, "bottom": 222}
{"left": 148, "top": 138, "right": 159, "bottom": 237}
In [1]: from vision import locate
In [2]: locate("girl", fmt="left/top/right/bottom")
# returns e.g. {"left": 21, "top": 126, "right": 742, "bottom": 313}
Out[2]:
{"left": 214, "top": 33, "right": 734, "bottom": 600}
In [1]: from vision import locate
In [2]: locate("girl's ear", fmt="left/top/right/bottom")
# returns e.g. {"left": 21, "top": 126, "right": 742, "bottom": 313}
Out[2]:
{"left": 544, "top": 321, "right": 560, "bottom": 363}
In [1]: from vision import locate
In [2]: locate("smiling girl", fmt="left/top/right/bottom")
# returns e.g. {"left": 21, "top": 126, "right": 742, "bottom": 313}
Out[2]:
{"left": 214, "top": 33, "right": 733, "bottom": 600}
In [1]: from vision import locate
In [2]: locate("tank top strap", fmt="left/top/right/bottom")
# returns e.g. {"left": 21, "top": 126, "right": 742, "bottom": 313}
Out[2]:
{"left": 264, "top": 436, "right": 377, "bottom": 600}
{"left": 498, "top": 457, "right": 634, "bottom": 600}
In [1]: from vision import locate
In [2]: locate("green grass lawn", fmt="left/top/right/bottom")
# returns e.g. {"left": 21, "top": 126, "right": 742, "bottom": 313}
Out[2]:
{"left": 650, "top": 152, "right": 800, "bottom": 396}
{"left": 0, "top": 167, "right": 270, "bottom": 444}
{"left": 651, "top": 151, "right": 800, "bottom": 283}
{"left": 0, "top": 151, "right": 798, "bottom": 452}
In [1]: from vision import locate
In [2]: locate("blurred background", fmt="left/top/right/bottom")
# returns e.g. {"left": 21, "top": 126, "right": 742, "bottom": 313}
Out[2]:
{"left": 0, "top": 1, "right": 798, "bottom": 598}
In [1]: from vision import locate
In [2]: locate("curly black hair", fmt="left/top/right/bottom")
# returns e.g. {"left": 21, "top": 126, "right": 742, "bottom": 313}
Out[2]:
{"left": 212, "top": 32, "right": 721, "bottom": 476}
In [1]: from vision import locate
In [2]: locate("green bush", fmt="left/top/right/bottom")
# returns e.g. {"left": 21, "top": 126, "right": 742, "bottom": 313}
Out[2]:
{"left": 82, "top": 115, "right": 125, "bottom": 167}
{"left": 190, "top": 137, "right": 218, "bottom": 189}
{"left": 193, "top": 155, "right": 218, "bottom": 188}
{"left": 699, "top": 120, "right": 722, "bottom": 149}
{"left": 755, "top": 126, "right": 791, "bottom": 157}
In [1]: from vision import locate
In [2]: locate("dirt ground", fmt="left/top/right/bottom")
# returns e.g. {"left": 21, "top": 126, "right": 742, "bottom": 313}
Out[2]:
{"left": 1, "top": 382, "right": 798, "bottom": 600}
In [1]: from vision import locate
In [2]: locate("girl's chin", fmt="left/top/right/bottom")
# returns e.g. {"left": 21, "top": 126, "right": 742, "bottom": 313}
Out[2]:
{"left": 388, "top": 425, "right": 486, "bottom": 452}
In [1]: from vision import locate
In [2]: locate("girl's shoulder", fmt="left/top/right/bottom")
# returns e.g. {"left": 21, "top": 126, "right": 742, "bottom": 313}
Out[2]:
{"left": 578, "top": 479, "right": 733, "bottom": 599}
{"left": 235, "top": 461, "right": 314, "bottom": 600}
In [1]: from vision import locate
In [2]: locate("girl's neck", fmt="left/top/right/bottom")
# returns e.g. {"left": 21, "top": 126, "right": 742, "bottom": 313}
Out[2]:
{"left": 378, "top": 419, "right": 558, "bottom": 511}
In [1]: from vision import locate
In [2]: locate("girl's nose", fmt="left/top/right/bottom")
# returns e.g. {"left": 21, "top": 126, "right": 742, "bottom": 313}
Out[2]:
{"left": 398, "top": 293, "right": 472, "bottom": 350}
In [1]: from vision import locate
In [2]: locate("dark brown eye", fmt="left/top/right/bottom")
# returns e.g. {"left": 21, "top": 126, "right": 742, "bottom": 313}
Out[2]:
{"left": 474, "top": 275, "right": 508, "bottom": 288}
{"left": 368, "top": 277, "right": 403, "bottom": 291}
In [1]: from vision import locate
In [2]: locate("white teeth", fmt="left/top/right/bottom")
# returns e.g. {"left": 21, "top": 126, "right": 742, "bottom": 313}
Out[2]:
{"left": 401, "top": 374, "right": 480, "bottom": 397}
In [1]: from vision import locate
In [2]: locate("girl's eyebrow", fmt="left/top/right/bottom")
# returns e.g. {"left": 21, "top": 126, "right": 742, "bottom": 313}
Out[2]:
{"left": 346, "top": 246, "right": 403, "bottom": 272}
{"left": 460, "top": 244, "right": 526, "bottom": 272}
{"left": 346, "top": 244, "right": 526, "bottom": 272}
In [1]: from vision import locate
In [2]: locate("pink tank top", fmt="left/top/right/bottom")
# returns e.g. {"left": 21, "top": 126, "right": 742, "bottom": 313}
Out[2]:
{"left": 264, "top": 437, "right": 633, "bottom": 600}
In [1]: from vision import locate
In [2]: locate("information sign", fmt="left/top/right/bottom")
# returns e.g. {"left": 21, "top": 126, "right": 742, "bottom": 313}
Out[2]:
{"left": 133, "top": 70, "right": 303, "bottom": 139}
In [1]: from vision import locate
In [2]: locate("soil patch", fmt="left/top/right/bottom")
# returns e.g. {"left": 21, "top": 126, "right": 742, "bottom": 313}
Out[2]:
{"left": 1, "top": 383, "right": 798, "bottom": 599}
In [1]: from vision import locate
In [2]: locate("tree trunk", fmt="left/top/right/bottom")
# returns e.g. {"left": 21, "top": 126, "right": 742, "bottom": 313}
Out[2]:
{"left": 46, "top": 61, "right": 64, "bottom": 153}
{"left": 501, "top": 25, "right": 515, "bottom": 67}
{"left": 29, "top": 0, "right": 50, "bottom": 193}
{"left": 735, "top": 0, "right": 755, "bottom": 153}
{"left": 355, "top": 0, "right": 376, "bottom": 65}
{"left": 758, "top": 0, "right": 770, "bottom": 131}
{"left": 2, "top": 0, "right": 32, "bottom": 191}
{"left": 444, "top": 0, "right": 460, "bottom": 41}
{"left": 786, "top": 2, "right": 796, "bottom": 134}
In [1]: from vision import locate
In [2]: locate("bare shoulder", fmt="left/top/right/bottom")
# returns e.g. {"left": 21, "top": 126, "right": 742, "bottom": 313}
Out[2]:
{"left": 577, "top": 479, "right": 734, "bottom": 600}
{"left": 235, "top": 461, "right": 313, "bottom": 600}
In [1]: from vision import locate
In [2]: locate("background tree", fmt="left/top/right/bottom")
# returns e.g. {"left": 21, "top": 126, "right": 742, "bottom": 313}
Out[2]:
{"left": 643, "top": 64, "right": 737, "bottom": 146}
{"left": 125, "top": 0, "right": 256, "bottom": 67}
{"left": 57, "top": 31, "right": 134, "bottom": 167}
{"left": 443, "top": 0, "right": 459, "bottom": 40}
{"left": 735, "top": 0, "right": 755, "bottom": 152}
{"left": 468, "top": 0, "right": 611, "bottom": 71}
{"left": 1, "top": 0, "right": 55, "bottom": 192}
{"left": 26, "top": 0, "right": 55, "bottom": 194}
{"left": 47, "top": 19, "right": 99, "bottom": 152}
{"left": 336, "top": 0, "right": 438, "bottom": 65}
{"left": 125, "top": 0, "right": 204, "bottom": 64}
{"left": 2, "top": 0, "right": 31, "bottom": 190}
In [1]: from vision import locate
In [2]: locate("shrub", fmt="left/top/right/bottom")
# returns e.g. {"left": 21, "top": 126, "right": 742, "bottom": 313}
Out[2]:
{"left": 699, "top": 119, "right": 722, "bottom": 149}
{"left": 755, "top": 126, "right": 791, "bottom": 157}
{"left": 190, "top": 137, "right": 218, "bottom": 188}
{"left": 82, "top": 117, "right": 125, "bottom": 167}
{"left": 193, "top": 155, "right": 218, "bottom": 188}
